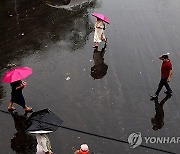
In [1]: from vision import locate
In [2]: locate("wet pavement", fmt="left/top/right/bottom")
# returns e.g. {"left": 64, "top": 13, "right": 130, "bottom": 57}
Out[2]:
{"left": 1, "top": 0, "right": 180, "bottom": 153}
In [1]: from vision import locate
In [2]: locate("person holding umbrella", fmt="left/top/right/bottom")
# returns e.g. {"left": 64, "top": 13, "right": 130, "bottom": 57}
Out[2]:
{"left": 92, "top": 12, "right": 109, "bottom": 48}
{"left": 8, "top": 80, "right": 32, "bottom": 111}
{"left": 2, "top": 66, "right": 33, "bottom": 111}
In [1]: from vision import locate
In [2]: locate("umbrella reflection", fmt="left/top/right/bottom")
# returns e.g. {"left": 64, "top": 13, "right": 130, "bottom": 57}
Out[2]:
{"left": 91, "top": 43, "right": 108, "bottom": 80}
{"left": 151, "top": 94, "right": 172, "bottom": 131}
{"left": 10, "top": 112, "right": 36, "bottom": 153}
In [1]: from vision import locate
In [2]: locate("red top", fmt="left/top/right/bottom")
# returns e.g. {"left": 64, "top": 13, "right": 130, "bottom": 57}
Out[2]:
{"left": 78, "top": 151, "right": 89, "bottom": 154}
{"left": 161, "top": 59, "right": 172, "bottom": 78}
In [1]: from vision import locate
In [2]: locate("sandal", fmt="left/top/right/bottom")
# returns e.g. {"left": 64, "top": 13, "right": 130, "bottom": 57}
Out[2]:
{"left": 8, "top": 107, "right": 16, "bottom": 111}
{"left": 24, "top": 107, "right": 33, "bottom": 112}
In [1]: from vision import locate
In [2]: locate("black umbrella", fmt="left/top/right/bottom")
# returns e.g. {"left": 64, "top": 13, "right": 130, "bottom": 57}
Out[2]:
{"left": 25, "top": 108, "right": 63, "bottom": 132}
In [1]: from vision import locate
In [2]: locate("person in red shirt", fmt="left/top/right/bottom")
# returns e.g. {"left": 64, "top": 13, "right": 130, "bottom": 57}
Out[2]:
{"left": 151, "top": 54, "right": 173, "bottom": 99}
{"left": 74, "top": 144, "right": 89, "bottom": 154}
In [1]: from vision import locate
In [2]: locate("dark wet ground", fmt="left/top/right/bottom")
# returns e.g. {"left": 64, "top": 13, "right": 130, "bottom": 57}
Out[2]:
{"left": 1, "top": 0, "right": 180, "bottom": 153}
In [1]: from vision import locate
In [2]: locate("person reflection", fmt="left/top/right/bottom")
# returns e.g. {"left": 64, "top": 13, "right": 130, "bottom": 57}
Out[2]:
{"left": 11, "top": 112, "right": 36, "bottom": 153}
{"left": 91, "top": 43, "right": 108, "bottom": 80}
{"left": 151, "top": 94, "right": 172, "bottom": 131}
{"left": 0, "top": 85, "right": 3, "bottom": 102}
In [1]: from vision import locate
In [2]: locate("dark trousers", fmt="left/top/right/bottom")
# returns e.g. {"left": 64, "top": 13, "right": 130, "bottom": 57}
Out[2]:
{"left": 155, "top": 78, "right": 172, "bottom": 96}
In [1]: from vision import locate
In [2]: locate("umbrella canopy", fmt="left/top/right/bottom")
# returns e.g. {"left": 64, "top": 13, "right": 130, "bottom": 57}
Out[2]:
{"left": 2, "top": 66, "right": 32, "bottom": 83}
{"left": 25, "top": 109, "right": 63, "bottom": 133}
{"left": 92, "top": 12, "right": 110, "bottom": 24}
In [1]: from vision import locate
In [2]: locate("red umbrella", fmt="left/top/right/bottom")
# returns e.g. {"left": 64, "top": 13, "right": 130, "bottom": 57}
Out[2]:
{"left": 2, "top": 66, "right": 32, "bottom": 83}
{"left": 92, "top": 12, "right": 110, "bottom": 24}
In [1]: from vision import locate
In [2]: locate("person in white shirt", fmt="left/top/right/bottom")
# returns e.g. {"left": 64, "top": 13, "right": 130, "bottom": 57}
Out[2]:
{"left": 29, "top": 130, "right": 53, "bottom": 154}
{"left": 93, "top": 18, "right": 106, "bottom": 48}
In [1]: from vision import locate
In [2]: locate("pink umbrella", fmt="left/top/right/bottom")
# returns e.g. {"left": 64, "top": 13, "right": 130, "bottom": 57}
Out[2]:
{"left": 92, "top": 12, "right": 110, "bottom": 24}
{"left": 2, "top": 66, "right": 32, "bottom": 83}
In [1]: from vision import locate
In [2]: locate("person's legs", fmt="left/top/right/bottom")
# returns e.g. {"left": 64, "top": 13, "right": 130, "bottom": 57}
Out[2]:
{"left": 17, "top": 95, "right": 32, "bottom": 111}
{"left": 164, "top": 80, "right": 172, "bottom": 94}
{"left": 24, "top": 105, "right": 32, "bottom": 111}
{"left": 21, "top": 101, "right": 32, "bottom": 111}
{"left": 155, "top": 78, "right": 165, "bottom": 96}
{"left": 8, "top": 100, "right": 16, "bottom": 110}
{"left": 151, "top": 78, "right": 165, "bottom": 100}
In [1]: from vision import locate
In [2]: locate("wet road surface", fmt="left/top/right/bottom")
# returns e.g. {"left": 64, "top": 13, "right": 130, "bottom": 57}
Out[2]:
{"left": 1, "top": 0, "right": 180, "bottom": 153}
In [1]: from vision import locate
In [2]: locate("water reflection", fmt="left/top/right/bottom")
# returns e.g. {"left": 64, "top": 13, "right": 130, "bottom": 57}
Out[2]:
{"left": 91, "top": 43, "right": 108, "bottom": 80}
{"left": 151, "top": 94, "right": 172, "bottom": 131}
{"left": 0, "top": 85, "right": 3, "bottom": 103}
{"left": 11, "top": 112, "right": 36, "bottom": 153}
{"left": 45, "top": 0, "right": 96, "bottom": 10}
{"left": 45, "top": 0, "right": 71, "bottom": 6}
{"left": 0, "top": 0, "right": 96, "bottom": 70}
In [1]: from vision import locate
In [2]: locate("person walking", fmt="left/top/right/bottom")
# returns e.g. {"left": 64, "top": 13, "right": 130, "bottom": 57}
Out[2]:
{"left": 93, "top": 17, "right": 106, "bottom": 48}
{"left": 8, "top": 80, "right": 32, "bottom": 111}
{"left": 151, "top": 54, "right": 173, "bottom": 99}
